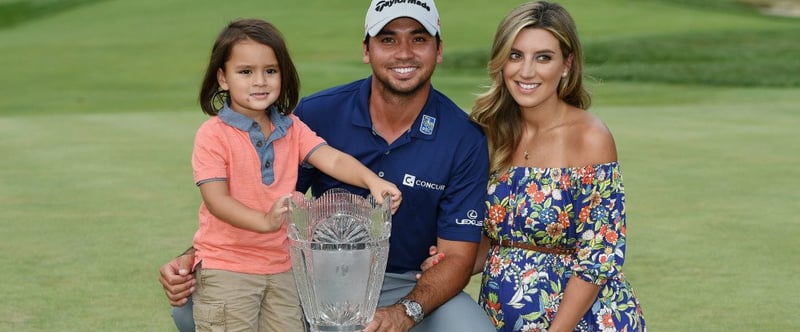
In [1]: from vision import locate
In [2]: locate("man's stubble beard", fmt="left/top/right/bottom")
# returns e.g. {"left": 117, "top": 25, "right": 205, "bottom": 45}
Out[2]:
{"left": 373, "top": 67, "right": 436, "bottom": 97}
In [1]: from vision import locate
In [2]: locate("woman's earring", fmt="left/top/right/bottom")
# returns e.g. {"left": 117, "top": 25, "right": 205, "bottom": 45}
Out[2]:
{"left": 562, "top": 71, "right": 568, "bottom": 77}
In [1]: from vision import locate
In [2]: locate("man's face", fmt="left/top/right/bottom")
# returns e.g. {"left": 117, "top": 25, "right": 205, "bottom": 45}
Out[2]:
{"left": 363, "top": 17, "right": 442, "bottom": 96}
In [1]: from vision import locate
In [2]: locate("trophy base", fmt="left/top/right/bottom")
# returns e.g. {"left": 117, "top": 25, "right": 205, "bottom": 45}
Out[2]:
{"left": 309, "top": 324, "right": 365, "bottom": 332}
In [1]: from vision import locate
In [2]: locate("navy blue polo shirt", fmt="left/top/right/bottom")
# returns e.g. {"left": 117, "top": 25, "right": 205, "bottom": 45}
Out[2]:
{"left": 294, "top": 77, "right": 489, "bottom": 273}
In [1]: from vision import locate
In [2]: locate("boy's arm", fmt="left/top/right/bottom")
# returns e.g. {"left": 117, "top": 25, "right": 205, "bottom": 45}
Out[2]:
{"left": 306, "top": 145, "right": 401, "bottom": 211}
{"left": 198, "top": 181, "right": 290, "bottom": 233}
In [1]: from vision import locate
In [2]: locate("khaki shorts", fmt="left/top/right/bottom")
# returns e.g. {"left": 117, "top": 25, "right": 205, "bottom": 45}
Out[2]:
{"left": 193, "top": 266, "right": 304, "bottom": 332}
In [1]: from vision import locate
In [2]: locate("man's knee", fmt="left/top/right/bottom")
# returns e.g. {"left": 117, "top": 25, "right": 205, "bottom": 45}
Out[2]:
{"left": 171, "top": 296, "right": 196, "bottom": 332}
{"left": 415, "top": 292, "right": 493, "bottom": 331}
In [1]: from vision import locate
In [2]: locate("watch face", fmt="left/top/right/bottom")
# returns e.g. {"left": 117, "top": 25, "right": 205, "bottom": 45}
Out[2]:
{"left": 400, "top": 298, "right": 423, "bottom": 323}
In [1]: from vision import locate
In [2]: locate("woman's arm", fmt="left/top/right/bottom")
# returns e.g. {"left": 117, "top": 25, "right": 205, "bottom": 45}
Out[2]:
{"left": 550, "top": 117, "right": 622, "bottom": 331}
{"left": 547, "top": 277, "right": 602, "bottom": 332}
{"left": 472, "top": 235, "right": 491, "bottom": 274}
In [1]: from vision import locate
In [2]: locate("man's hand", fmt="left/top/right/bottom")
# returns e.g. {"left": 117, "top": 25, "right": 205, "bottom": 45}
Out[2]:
{"left": 363, "top": 303, "right": 415, "bottom": 332}
{"left": 158, "top": 252, "right": 196, "bottom": 306}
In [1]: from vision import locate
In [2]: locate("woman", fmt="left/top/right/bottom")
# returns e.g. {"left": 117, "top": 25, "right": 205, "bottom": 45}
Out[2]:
{"left": 424, "top": 2, "right": 646, "bottom": 331}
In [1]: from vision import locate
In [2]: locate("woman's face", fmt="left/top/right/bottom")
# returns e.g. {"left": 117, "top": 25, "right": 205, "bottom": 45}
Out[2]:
{"left": 502, "top": 28, "right": 569, "bottom": 112}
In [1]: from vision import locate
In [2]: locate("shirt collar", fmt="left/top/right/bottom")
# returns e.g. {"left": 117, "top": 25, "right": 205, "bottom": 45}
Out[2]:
{"left": 353, "top": 76, "right": 440, "bottom": 140}
{"left": 218, "top": 102, "right": 293, "bottom": 133}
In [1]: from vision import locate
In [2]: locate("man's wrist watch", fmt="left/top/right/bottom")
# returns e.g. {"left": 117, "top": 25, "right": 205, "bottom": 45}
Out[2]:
{"left": 397, "top": 297, "right": 423, "bottom": 324}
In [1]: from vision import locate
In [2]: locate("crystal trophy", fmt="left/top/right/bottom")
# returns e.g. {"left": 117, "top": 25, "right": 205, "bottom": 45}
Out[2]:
{"left": 287, "top": 189, "right": 391, "bottom": 332}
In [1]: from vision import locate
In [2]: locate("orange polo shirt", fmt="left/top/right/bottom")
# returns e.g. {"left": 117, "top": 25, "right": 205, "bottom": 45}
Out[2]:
{"left": 191, "top": 106, "right": 325, "bottom": 274}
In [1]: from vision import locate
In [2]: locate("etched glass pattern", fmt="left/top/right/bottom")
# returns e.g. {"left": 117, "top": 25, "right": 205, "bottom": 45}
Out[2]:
{"left": 287, "top": 189, "right": 391, "bottom": 332}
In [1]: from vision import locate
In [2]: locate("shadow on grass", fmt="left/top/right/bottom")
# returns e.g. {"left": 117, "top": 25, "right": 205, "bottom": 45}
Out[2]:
{"left": 0, "top": 0, "right": 108, "bottom": 29}
{"left": 657, "top": 0, "right": 800, "bottom": 17}
{"left": 587, "top": 27, "right": 800, "bottom": 87}
{"left": 441, "top": 27, "right": 800, "bottom": 87}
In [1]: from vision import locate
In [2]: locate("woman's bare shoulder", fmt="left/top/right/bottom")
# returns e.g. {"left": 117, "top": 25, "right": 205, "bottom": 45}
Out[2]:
{"left": 568, "top": 109, "right": 618, "bottom": 166}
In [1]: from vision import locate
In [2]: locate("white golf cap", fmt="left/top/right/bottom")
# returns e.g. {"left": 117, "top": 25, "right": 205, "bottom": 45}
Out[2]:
{"left": 364, "top": 0, "right": 440, "bottom": 37}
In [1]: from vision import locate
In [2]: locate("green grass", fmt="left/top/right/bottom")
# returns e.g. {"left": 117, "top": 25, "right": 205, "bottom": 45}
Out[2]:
{"left": 1, "top": 0, "right": 799, "bottom": 331}
{"left": 587, "top": 28, "right": 800, "bottom": 87}
{"left": 0, "top": 0, "right": 108, "bottom": 28}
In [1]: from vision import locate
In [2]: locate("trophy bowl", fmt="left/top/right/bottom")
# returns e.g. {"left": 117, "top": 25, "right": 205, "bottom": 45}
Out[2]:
{"left": 287, "top": 189, "right": 391, "bottom": 332}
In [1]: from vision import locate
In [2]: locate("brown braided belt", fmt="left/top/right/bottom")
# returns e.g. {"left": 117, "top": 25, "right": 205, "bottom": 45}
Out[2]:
{"left": 492, "top": 239, "right": 574, "bottom": 255}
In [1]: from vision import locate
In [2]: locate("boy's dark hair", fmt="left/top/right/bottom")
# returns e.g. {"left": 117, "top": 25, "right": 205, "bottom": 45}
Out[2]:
{"left": 199, "top": 19, "right": 300, "bottom": 115}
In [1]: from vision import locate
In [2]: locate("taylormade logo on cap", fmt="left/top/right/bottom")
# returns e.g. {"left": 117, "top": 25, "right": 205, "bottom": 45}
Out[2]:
{"left": 365, "top": 0, "right": 440, "bottom": 37}
{"left": 375, "top": 0, "right": 430, "bottom": 11}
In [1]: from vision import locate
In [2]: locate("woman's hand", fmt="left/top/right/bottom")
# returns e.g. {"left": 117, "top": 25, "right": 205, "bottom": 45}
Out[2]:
{"left": 415, "top": 245, "right": 445, "bottom": 280}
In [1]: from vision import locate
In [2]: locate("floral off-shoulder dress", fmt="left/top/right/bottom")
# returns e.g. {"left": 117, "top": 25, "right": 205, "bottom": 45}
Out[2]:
{"left": 480, "top": 162, "right": 646, "bottom": 332}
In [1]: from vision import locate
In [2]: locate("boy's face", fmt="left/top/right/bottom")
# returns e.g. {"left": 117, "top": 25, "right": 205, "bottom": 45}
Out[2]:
{"left": 217, "top": 39, "right": 281, "bottom": 116}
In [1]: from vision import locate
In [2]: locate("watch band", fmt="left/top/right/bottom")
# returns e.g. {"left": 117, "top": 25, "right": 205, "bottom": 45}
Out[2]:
{"left": 398, "top": 297, "right": 424, "bottom": 324}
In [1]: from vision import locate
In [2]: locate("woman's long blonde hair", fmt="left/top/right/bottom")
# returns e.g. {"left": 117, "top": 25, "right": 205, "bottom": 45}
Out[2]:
{"left": 470, "top": 1, "right": 590, "bottom": 174}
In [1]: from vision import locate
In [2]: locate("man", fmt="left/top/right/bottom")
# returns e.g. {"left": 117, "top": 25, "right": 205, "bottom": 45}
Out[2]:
{"left": 159, "top": 1, "right": 494, "bottom": 331}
